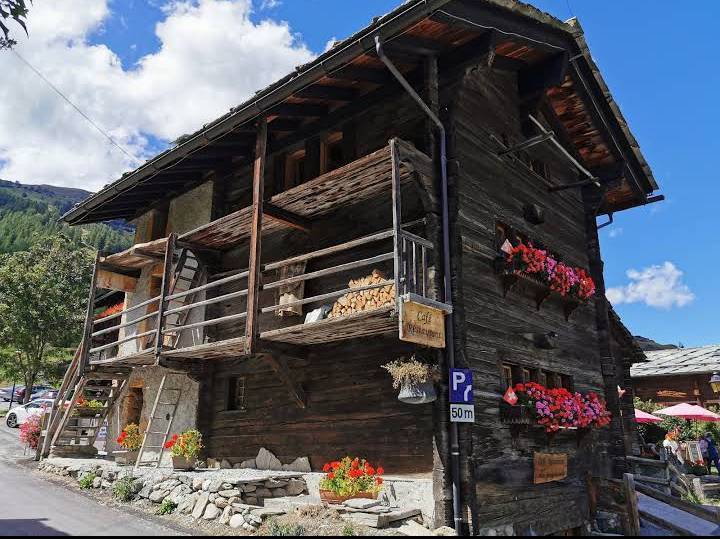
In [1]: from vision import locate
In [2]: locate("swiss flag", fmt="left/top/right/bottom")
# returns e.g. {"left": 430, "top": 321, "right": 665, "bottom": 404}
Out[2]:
{"left": 503, "top": 386, "right": 518, "bottom": 405}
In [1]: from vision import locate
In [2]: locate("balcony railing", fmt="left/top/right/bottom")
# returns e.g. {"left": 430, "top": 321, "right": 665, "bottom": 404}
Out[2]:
{"left": 82, "top": 139, "right": 450, "bottom": 366}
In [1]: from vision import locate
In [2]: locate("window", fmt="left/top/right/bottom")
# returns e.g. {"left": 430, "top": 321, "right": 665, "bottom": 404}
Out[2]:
{"left": 502, "top": 365, "right": 513, "bottom": 390}
{"left": 321, "top": 132, "right": 344, "bottom": 174}
{"left": 530, "top": 159, "right": 548, "bottom": 179}
{"left": 500, "top": 363, "right": 573, "bottom": 391}
{"left": 284, "top": 149, "right": 306, "bottom": 189}
{"left": 226, "top": 377, "right": 247, "bottom": 412}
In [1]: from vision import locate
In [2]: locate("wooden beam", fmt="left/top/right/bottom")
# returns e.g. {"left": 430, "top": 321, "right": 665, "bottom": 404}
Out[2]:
{"left": 96, "top": 269, "right": 138, "bottom": 293}
{"left": 440, "top": 31, "right": 496, "bottom": 74}
{"left": 386, "top": 35, "right": 447, "bottom": 56}
{"left": 264, "top": 202, "right": 312, "bottom": 232}
{"left": 431, "top": 1, "right": 571, "bottom": 53}
{"left": 296, "top": 85, "right": 359, "bottom": 102}
{"left": 263, "top": 353, "right": 306, "bottom": 409}
{"left": 328, "top": 65, "right": 392, "bottom": 85}
{"left": 518, "top": 51, "right": 569, "bottom": 99}
{"left": 245, "top": 119, "right": 268, "bottom": 355}
{"left": 79, "top": 254, "right": 101, "bottom": 373}
{"left": 271, "top": 103, "right": 328, "bottom": 118}
{"left": 267, "top": 118, "right": 305, "bottom": 132}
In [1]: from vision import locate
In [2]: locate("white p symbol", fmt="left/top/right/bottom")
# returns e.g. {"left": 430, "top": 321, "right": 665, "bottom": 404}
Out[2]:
{"left": 452, "top": 371, "right": 466, "bottom": 391}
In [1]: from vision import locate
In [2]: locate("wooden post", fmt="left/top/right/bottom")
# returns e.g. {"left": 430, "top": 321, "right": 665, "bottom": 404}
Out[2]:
{"left": 390, "top": 138, "right": 402, "bottom": 304}
{"left": 155, "top": 233, "right": 177, "bottom": 361}
{"left": 79, "top": 253, "right": 101, "bottom": 373}
{"left": 41, "top": 346, "right": 81, "bottom": 458}
{"left": 623, "top": 473, "right": 641, "bottom": 537}
{"left": 245, "top": 118, "right": 268, "bottom": 355}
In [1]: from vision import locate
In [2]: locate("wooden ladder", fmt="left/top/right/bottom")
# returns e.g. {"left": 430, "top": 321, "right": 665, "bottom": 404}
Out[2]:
{"left": 162, "top": 249, "right": 207, "bottom": 349}
{"left": 134, "top": 373, "right": 183, "bottom": 470}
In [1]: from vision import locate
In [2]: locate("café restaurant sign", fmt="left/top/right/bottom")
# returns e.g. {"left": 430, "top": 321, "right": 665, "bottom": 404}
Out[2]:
{"left": 399, "top": 299, "right": 446, "bottom": 348}
{"left": 534, "top": 452, "right": 568, "bottom": 484}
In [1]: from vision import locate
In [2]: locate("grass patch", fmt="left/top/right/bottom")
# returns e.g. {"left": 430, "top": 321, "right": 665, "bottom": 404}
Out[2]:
{"left": 156, "top": 498, "right": 177, "bottom": 515}
{"left": 342, "top": 523, "right": 357, "bottom": 536}
{"left": 267, "top": 519, "right": 307, "bottom": 536}
{"left": 78, "top": 473, "right": 96, "bottom": 489}
{"left": 112, "top": 475, "right": 136, "bottom": 502}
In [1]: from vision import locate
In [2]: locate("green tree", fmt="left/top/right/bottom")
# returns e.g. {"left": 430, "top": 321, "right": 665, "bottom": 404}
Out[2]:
{"left": 0, "top": 0, "right": 30, "bottom": 49}
{"left": 0, "top": 236, "right": 93, "bottom": 401}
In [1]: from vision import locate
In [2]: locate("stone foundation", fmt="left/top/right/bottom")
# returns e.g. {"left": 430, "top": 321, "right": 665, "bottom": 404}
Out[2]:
{"left": 38, "top": 458, "right": 308, "bottom": 533}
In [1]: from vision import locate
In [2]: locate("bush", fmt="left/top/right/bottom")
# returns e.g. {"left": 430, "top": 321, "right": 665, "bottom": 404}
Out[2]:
{"left": 19, "top": 413, "right": 42, "bottom": 449}
{"left": 267, "top": 519, "right": 306, "bottom": 536}
{"left": 342, "top": 523, "right": 356, "bottom": 536}
{"left": 112, "top": 475, "right": 136, "bottom": 502}
{"left": 156, "top": 498, "right": 177, "bottom": 515}
{"left": 78, "top": 473, "right": 96, "bottom": 489}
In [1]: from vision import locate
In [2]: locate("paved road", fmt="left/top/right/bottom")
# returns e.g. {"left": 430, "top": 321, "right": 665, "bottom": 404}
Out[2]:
{"left": 0, "top": 424, "right": 187, "bottom": 536}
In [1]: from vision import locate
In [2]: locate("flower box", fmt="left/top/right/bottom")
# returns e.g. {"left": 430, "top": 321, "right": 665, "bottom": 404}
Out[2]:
{"left": 319, "top": 490, "right": 378, "bottom": 505}
{"left": 73, "top": 407, "right": 103, "bottom": 418}
{"left": 499, "top": 402, "right": 535, "bottom": 425}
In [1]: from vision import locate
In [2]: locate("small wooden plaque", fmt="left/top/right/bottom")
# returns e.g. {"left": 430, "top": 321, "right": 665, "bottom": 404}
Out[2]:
{"left": 534, "top": 452, "right": 568, "bottom": 484}
{"left": 399, "top": 300, "right": 446, "bottom": 349}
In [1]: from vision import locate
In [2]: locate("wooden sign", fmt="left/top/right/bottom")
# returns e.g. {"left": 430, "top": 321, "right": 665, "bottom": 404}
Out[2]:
{"left": 534, "top": 453, "right": 568, "bottom": 484}
{"left": 399, "top": 300, "right": 446, "bottom": 348}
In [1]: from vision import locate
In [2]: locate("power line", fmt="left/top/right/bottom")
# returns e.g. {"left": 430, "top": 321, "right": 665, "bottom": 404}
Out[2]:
{"left": 11, "top": 49, "right": 137, "bottom": 162}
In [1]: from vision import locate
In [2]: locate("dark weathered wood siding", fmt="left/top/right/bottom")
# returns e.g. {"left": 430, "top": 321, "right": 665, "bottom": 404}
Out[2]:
{"left": 203, "top": 337, "right": 434, "bottom": 473}
{"left": 448, "top": 65, "right": 612, "bottom": 535}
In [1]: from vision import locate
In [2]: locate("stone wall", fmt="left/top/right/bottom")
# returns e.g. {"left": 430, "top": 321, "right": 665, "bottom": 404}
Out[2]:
{"left": 105, "top": 366, "right": 199, "bottom": 468}
{"left": 38, "top": 459, "right": 308, "bottom": 533}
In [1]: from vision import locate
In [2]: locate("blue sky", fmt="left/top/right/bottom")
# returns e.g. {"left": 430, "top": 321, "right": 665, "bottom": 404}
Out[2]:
{"left": 7, "top": 1, "right": 718, "bottom": 346}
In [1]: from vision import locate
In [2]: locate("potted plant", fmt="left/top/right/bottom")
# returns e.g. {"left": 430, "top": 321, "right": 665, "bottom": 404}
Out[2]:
{"left": 114, "top": 423, "right": 142, "bottom": 465}
{"left": 73, "top": 397, "right": 105, "bottom": 418}
{"left": 165, "top": 429, "right": 203, "bottom": 471}
{"left": 382, "top": 356, "right": 438, "bottom": 404}
{"left": 319, "top": 457, "right": 385, "bottom": 504}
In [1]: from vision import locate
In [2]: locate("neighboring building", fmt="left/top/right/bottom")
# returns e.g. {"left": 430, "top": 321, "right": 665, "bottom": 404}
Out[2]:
{"left": 632, "top": 346, "right": 720, "bottom": 407}
{"left": 44, "top": 0, "right": 661, "bottom": 535}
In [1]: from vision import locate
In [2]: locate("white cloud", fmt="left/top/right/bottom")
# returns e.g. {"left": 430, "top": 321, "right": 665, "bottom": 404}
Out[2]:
{"left": 606, "top": 262, "right": 695, "bottom": 310}
{"left": 0, "top": 0, "right": 314, "bottom": 191}
{"left": 607, "top": 227, "right": 624, "bottom": 238}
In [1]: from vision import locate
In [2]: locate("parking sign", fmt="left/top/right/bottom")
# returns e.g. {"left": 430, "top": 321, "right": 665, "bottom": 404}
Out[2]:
{"left": 450, "top": 368, "right": 473, "bottom": 404}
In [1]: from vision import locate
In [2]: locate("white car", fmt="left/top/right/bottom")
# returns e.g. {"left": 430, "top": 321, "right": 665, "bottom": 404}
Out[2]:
{"left": 5, "top": 398, "right": 54, "bottom": 428}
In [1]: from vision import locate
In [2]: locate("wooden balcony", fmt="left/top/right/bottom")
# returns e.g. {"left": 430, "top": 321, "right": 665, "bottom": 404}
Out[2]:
{"left": 83, "top": 139, "right": 450, "bottom": 368}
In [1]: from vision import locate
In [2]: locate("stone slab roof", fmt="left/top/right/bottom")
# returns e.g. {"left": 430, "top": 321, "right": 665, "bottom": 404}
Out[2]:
{"left": 630, "top": 345, "right": 720, "bottom": 378}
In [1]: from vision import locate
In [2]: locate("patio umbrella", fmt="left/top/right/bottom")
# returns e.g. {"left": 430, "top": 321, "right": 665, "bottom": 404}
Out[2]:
{"left": 654, "top": 403, "right": 720, "bottom": 422}
{"left": 634, "top": 409, "right": 663, "bottom": 424}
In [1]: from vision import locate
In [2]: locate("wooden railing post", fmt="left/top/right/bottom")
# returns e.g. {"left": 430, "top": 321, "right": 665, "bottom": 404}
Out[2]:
{"left": 245, "top": 117, "right": 268, "bottom": 355}
{"left": 155, "top": 233, "right": 177, "bottom": 361}
{"left": 390, "top": 138, "right": 402, "bottom": 304}
{"left": 623, "top": 473, "right": 641, "bottom": 537}
{"left": 79, "top": 253, "right": 101, "bottom": 373}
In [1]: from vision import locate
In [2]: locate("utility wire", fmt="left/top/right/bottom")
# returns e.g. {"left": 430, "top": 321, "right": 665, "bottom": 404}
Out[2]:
{"left": 11, "top": 49, "right": 137, "bottom": 162}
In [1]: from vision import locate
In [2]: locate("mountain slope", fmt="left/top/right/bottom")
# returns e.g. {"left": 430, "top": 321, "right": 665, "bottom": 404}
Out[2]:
{"left": 0, "top": 180, "right": 133, "bottom": 254}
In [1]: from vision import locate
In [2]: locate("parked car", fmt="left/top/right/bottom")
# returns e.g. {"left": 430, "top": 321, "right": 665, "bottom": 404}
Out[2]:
{"left": 0, "top": 386, "right": 25, "bottom": 403}
{"left": 5, "top": 398, "right": 54, "bottom": 428}
{"left": 16, "top": 385, "right": 54, "bottom": 403}
{"left": 34, "top": 389, "right": 59, "bottom": 401}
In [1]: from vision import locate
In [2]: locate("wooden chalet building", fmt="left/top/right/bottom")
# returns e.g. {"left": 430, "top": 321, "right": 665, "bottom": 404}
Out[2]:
{"left": 45, "top": 0, "right": 662, "bottom": 534}
{"left": 632, "top": 346, "right": 720, "bottom": 408}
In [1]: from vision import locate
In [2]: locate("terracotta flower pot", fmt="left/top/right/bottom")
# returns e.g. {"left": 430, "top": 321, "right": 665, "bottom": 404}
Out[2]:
{"left": 172, "top": 455, "right": 195, "bottom": 471}
{"left": 397, "top": 381, "right": 436, "bottom": 405}
{"left": 319, "top": 489, "right": 378, "bottom": 505}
